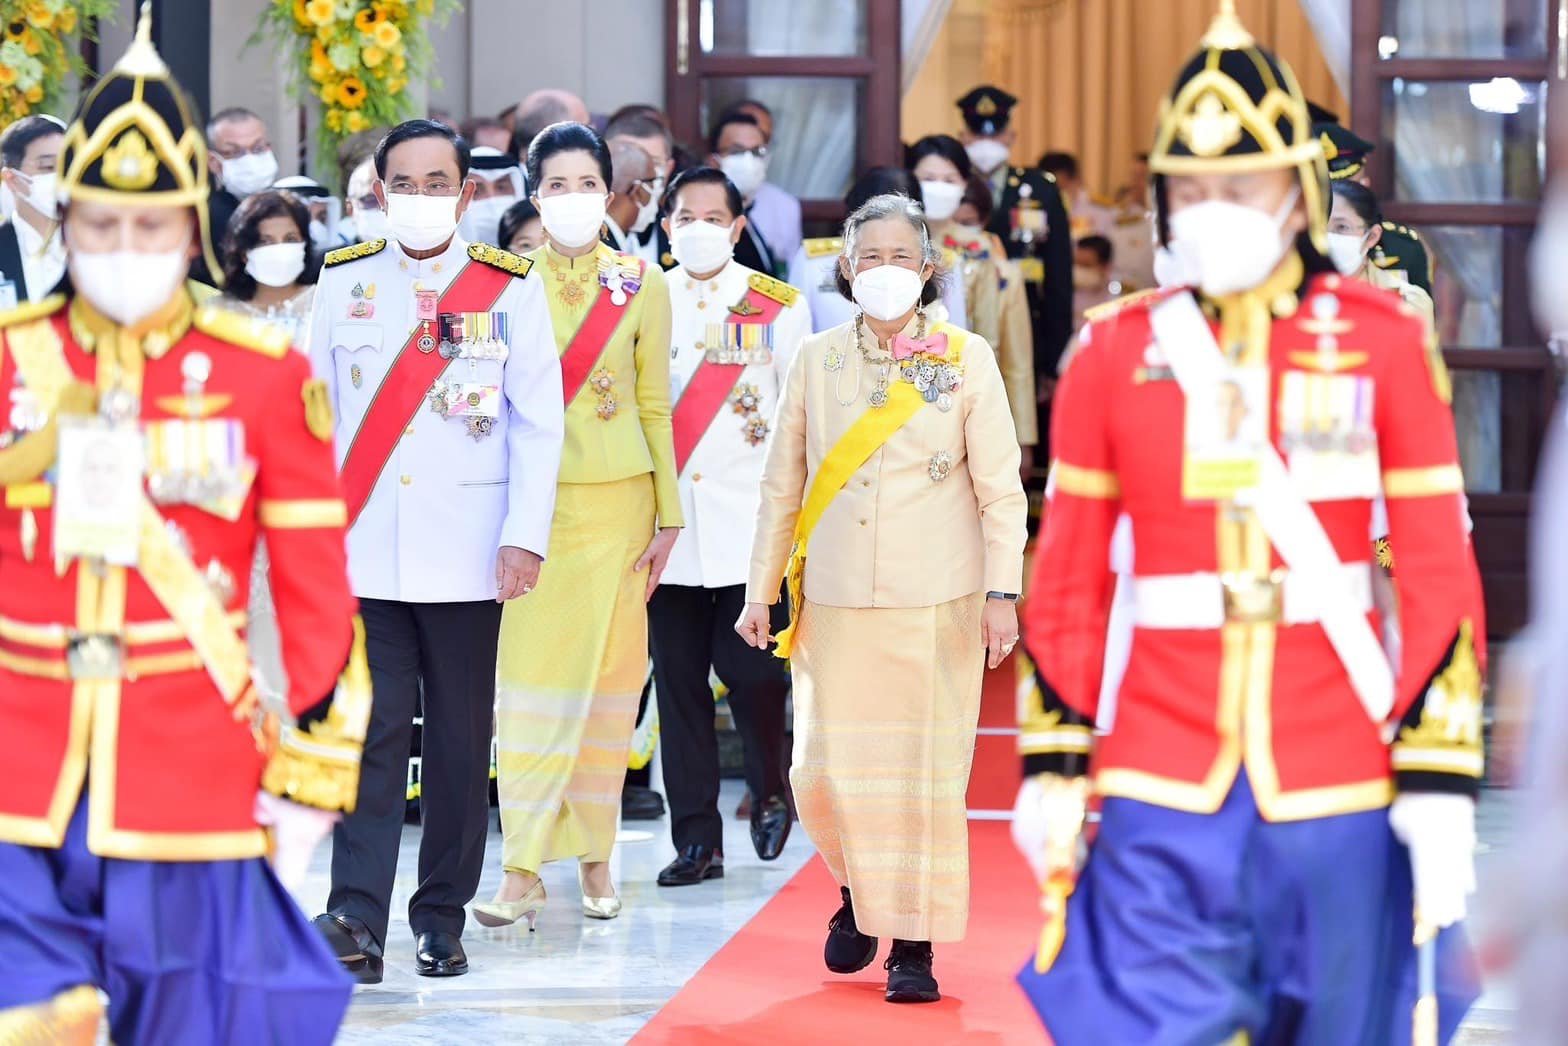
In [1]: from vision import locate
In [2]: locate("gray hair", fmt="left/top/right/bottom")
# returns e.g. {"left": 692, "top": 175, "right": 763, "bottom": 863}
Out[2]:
{"left": 608, "top": 139, "right": 652, "bottom": 194}
{"left": 835, "top": 193, "right": 945, "bottom": 306}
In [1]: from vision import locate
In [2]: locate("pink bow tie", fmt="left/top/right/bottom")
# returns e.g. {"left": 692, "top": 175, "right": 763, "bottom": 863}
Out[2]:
{"left": 890, "top": 332, "right": 948, "bottom": 361}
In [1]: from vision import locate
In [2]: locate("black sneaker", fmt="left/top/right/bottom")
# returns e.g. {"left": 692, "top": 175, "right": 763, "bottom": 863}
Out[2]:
{"left": 884, "top": 940, "right": 939, "bottom": 1003}
{"left": 824, "top": 886, "right": 878, "bottom": 974}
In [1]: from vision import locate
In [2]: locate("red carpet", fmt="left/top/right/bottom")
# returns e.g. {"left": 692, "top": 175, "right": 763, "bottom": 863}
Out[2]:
{"left": 633, "top": 822, "right": 1048, "bottom": 1045}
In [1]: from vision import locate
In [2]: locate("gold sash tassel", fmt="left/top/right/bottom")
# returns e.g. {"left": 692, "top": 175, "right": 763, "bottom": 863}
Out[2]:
{"left": 261, "top": 615, "right": 372, "bottom": 813}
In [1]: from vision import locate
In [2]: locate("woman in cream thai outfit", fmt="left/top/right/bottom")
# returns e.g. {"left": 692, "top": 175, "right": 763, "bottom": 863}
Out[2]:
{"left": 737, "top": 194, "right": 1027, "bottom": 1003}
{"left": 479, "top": 123, "right": 682, "bottom": 927}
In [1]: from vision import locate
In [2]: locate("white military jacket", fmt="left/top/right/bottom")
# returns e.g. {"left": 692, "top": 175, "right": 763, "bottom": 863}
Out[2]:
{"left": 305, "top": 234, "right": 564, "bottom": 603}
{"left": 662, "top": 260, "right": 812, "bottom": 590}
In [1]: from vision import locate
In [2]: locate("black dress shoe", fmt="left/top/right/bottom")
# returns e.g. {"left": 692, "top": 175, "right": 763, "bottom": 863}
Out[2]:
{"left": 414, "top": 931, "right": 468, "bottom": 977}
{"left": 658, "top": 845, "right": 724, "bottom": 887}
{"left": 884, "top": 940, "right": 940, "bottom": 1003}
{"left": 750, "top": 794, "right": 792, "bottom": 861}
{"left": 824, "top": 886, "right": 878, "bottom": 974}
{"left": 621, "top": 785, "right": 667, "bottom": 821}
{"left": 313, "top": 912, "right": 384, "bottom": 985}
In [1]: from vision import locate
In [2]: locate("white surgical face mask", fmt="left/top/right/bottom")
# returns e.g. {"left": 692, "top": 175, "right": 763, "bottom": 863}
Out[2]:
{"left": 537, "top": 191, "right": 607, "bottom": 249}
{"left": 351, "top": 208, "right": 390, "bottom": 243}
{"left": 1326, "top": 231, "right": 1370, "bottom": 277}
{"left": 851, "top": 263, "right": 926, "bottom": 322}
{"left": 919, "top": 180, "right": 964, "bottom": 223}
{"left": 458, "top": 195, "right": 513, "bottom": 245}
{"left": 70, "top": 248, "right": 190, "bottom": 327}
{"left": 671, "top": 220, "right": 735, "bottom": 275}
{"left": 1166, "top": 186, "right": 1300, "bottom": 298}
{"left": 245, "top": 241, "right": 307, "bottom": 287}
{"left": 965, "top": 138, "right": 1011, "bottom": 175}
{"left": 221, "top": 150, "right": 279, "bottom": 198}
{"left": 718, "top": 153, "right": 767, "bottom": 198}
{"left": 17, "top": 171, "right": 57, "bottom": 220}
{"left": 1531, "top": 186, "right": 1568, "bottom": 341}
{"left": 631, "top": 188, "right": 661, "bottom": 236}
{"left": 308, "top": 218, "right": 331, "bottom": 248}
{"left": 384, "top": 191, "right": 460, "bottom": 251}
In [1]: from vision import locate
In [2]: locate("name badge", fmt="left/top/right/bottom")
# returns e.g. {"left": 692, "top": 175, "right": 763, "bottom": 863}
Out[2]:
{"left": 442, "top": 382, "right": 502, "bottom": 419}
{"left": 1279, "top": 371, "right": 1380, "bottom": 500}
{"left": 0, "top": 278, "right": 18, "bottom": 312}
{"left": 1182, "top": 366, "right": 1266, "bottom": 501}
{"left": 53, "top": 416, "right": 144, "bottom": 566}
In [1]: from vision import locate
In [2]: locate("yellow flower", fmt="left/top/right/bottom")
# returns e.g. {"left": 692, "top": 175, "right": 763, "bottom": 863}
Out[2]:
{"left": 353, "top": 6, "right": 384, "bottom": 33}
{"left": 57, "top": 7, "right": 76, "bottom": 32}
{"left": 318, "top": 82, "right": 337, "bottom": 105}
{"left": 391, "top": 52, "right": 405, "bottom": 72}
{"left": 372, "top": 21, "right": 400, "bottom": 48}
{"left": 309, "top": 39, "right": 333, "bottom": 80}
{"left": 0, "top": 66, "right": 18, "bottom": 88}
{"left": 361, "top": 45, "right": 384, "bottom": 67}
{"left": 345, "top": 111, "right": 368, "bottom": 133}
{"left": 23, "top": 84, "right": 40, "bottom": 103}
{"left": 305, "top": 0, "right": 335, "bottom": 26}
{"left": 24, "top": 2, "right": 53, "bottom": 29}
{"left": 293, "top": 0, "right": 313, "bottom": 27}
{"left": 386, "top": 76, "right": 407, "bottom": 94}
{"left": 416, "top": 0, "right": 433, "bottom": 14}
{"left": 324, "top": 107, "right": 344, "bottom": 132}
{"left": 335, "top": 75, "right": 367, "bottom": 109}
{"left": 22, "top": 30, "right": 41, "bottom": 56}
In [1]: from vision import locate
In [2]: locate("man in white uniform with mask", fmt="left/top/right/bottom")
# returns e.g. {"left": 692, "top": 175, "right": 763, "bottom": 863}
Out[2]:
{"left": 0, "top": 114, "right": 67, "bottom": 303}
{"left": 304, "top": 118, "right": 565, "bottom": 984}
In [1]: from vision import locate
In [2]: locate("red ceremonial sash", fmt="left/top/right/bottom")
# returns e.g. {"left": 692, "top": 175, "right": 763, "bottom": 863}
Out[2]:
{"left": 340, "top": 260, "right": 513, "bottom": 526}
{"left": 671, "top": 287, "right": 786, "bottom": 474}
{"left": 559, "top": 258, "right": 646, "bottom": 407}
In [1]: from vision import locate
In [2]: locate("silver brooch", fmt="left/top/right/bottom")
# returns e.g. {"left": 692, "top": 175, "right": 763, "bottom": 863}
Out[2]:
{"left": 824, "top": 348, "right": 844, "bottom": 372}
{"left": 929, "top": 451, "right": 953, "bottom": 483}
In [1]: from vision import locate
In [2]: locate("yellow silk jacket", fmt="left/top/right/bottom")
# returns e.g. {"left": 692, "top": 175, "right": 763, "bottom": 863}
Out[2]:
{"left": 530, "top": 242, "right": 683, "bottom": 527}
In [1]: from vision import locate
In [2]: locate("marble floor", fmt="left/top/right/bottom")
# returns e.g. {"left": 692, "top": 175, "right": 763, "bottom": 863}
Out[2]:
{"left": 289, "top": 781, "right": 1523, "bottom": 1043}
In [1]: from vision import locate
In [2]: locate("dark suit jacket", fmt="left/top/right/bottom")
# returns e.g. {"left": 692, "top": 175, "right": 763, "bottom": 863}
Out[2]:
{"left": 0, "top": 221, "right": 29, "bottom": 302}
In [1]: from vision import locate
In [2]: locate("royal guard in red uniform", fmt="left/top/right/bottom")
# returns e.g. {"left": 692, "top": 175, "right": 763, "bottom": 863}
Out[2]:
{"left": 0, "top": 11, "right": 367, "bottom": 1044}
{"left": 1012, "top": 3, "right": 1484, "bottom": 1042}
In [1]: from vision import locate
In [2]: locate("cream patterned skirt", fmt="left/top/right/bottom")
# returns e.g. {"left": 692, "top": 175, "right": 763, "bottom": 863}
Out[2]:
{"left": 788, "top": 592, "right": 986, "bottom": 943}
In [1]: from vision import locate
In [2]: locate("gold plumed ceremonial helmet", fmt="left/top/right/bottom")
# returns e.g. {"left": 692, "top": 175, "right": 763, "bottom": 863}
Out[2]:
{"left": 1149, "top": 0, "right": 1329, "bottom": 252}
{"left": 57, "top": 3, "right": 222, "bottom": 283}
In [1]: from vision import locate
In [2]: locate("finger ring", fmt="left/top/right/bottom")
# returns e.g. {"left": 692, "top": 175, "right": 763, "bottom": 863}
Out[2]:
{"left": 522, "top": 585, "right": 534, "bottom": 593}
{"left": 1003, "top": 641, "right": 1017, "bottom": 653}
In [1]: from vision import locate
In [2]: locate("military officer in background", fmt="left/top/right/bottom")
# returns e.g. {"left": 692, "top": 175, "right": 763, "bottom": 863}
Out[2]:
{"left": 0, "top": 14, "right": 368, "bottom": 1042}
{"left": 956, "top": 85, "right": 1074, "bottom": 439}
{"left": 306, "top": 118, "right": 564, "bottom": 983}
{"left": 1314, "top": 112, "right": 1434, "bottom": 298}
{"left": 651, "top": 167, "right": 812, "bottom": 886}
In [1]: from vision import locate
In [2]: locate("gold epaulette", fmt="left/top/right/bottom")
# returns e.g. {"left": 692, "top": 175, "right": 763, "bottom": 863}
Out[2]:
{"left": 467, "top": 242, "right": 532, "bottom": 277}
{"left": 748, "top": 272, "right": 800, "bottom": 307}
{"left": 325, "top": 238, "right": 387, "bottom": 267}
{"left": 803, "top": 236, "right": 842, "bottom": 259}
{"left": 192, "top": 304, "right": 291, "bottom": 359}
{"left": 1083, "top": 287, "right": 1163, "bottom": 325}
{"left": 1381, "top": 219, "right": 1422, "bottom": 240}
{"left": 0, "top": 293, "right": 64, "bottom": 330}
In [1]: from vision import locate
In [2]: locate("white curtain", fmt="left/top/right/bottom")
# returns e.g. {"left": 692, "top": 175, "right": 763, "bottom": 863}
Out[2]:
{"left": 1296, "top": 0, "right": 1350, "bottom": 94}
{"left": 902, "top": 0, "right": 954, "bottom": 93}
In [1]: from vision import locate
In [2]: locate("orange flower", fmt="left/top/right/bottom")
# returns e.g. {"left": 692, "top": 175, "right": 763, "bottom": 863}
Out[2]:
{"left": 309, "top": 38, "right": 333, "bottom": 81}
{"left": 353, "top": 7, "right": 384, "bottom": 33}
{"left": 293, "top": 0, "right": 313, "bottom": 27}
{"left": 23, "top": 2, "right": 52, "bottom": 29}
{"left": 23, "top": 84, "right": 41, "bottom": 103}
{"left": 334, "top": 76, "right": 367, "bottom": 109}
{"left": 21, "top": 29, "right": 40, "bottom": 56}
{"left": 0, "top": 66, "right": 18, "bottom": 88}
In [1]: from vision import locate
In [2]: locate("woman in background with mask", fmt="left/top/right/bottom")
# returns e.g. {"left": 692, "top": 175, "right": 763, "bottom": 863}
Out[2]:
{"left": 1328, "top": 179, "right": 1435, "bottom": 327}
{"left": 497, "top": 198, "right": 544, "bottom": 256}
{"left": 736, "top": 193, "right": 1027, "bottom": 1005}
{"left": 478, "top": 121, "right": 680, "bottom": 929}
{"left": 908, "top": 134, "right": 1038, "bottom": 464}
{"left": 217, "top": 189, "right": 319, "bottom": 342}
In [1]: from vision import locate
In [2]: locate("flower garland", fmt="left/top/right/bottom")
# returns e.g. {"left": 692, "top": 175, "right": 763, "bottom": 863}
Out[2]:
{"left": 0, "top": 1, "right": 115, "bottom": 125}
{"left": 257, "top": 0, "right": 457, "bottom": 179}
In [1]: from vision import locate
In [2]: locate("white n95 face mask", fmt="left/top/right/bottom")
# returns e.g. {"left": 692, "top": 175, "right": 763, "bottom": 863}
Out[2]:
{"left": 18, "top": 171, "right": 57, "bottom": 219}
{"left": 70, "top": 248, "right": 190, "bottom": 327}
{"left": 964, "top": 138, "right": 1010, "bottom": 176}
{"left": 222, "top": 150, "right": 280, "bottom": 198}
{"left": 1326, "top": 232, "right": 1370, "bottom": 277}
{"left": 1166, "top": 186, "right": 1300, "bottom": 298}
{"left": 670, "top": 221, "right": 735, "bottom": 275}
{"left": 384, "top": 192, "right": 460, "bottom": 251}
{"left": 851, "top": 264, "right": 925, "bottom": 322}
{"left": 537, "top": 192, "right": 608, "bottom": 249}
{"left": 919, "top": 180, "right": 964, "bottom": 222}
{"left": 718, "top": 153, "right": 767, "bottom": 198}
{"left": 458, "top": 196, "right": 514, "bottom": 245}
{"left": 245, "top": 241, "right": 307, "bottom": 287}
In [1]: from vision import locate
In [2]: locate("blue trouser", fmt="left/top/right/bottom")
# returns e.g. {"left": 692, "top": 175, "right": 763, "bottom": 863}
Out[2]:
{"left": 0, "top": 795, "right": 352, "bottom": 1045}
{"left": 1018, "top": 773, "right": 1478, "bottom": 1045}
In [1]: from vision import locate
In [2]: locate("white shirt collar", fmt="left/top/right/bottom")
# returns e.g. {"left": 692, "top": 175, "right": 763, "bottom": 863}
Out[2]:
{"left": 13, "top": 214, "right": 61, "bottom": 259}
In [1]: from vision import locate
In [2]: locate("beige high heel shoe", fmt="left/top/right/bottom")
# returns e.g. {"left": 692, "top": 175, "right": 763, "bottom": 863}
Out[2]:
{"left": 473, "top": 877, "right": 546, "bottom": 930}
{"left": 579, "top": 865, "right": 621, "bottom": 920}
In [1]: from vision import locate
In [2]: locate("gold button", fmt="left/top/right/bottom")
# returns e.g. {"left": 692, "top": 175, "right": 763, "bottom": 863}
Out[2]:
{"left": 400, "top": 475, "right": 412, "bottom": 486}
{"left": 692, "top": 472, "right": 703, "bottom": 482}
{"left": 858, "top": 519, "right": 867, "bottom": 527}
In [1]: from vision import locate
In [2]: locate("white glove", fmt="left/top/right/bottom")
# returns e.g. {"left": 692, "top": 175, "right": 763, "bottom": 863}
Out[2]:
{"left": 1011, "top": 774, "right": 1089, "bottom": 884}
{"left": 254, "top": 791, "right": 339, "bottom": 891}
{"left": 1389, "top": 792, "right": 1477, "bottom": 930}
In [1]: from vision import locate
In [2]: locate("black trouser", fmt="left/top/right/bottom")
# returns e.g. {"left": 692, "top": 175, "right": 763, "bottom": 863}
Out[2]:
{"left": 327, "top": 598, "right": 502, "bottom": 947}
{"left": 648, "top": 583, "right": 790, "bottom": 852}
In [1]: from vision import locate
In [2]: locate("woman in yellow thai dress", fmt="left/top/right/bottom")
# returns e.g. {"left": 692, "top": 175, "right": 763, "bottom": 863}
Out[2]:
{"left": 477, "top": 122, "right": 681, "bottom": 927}
{"left": 907, "top": 135, "right": 1037, "bottom": 473}
{"left": 736, "top": 193, "right": 1028, "bottom": 1004}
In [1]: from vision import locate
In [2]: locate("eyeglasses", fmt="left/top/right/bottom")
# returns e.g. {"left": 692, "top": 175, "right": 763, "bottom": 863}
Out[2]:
{"left": 719, "top": 145, "right": 768, "bottom": 161}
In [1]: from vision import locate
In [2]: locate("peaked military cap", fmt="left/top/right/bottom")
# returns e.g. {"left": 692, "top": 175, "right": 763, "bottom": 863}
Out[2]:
{"left": 56, "top": 2, "right": 223, "bottom": 282}
{"left": 1315, "top": 121, "right": 1377, "bottom": 181}
{"left": 957, "top": 86, "right": 1017, "bottom": 136}
{"left": 1148, "top": 0, "right": 1329, "bottom": 251}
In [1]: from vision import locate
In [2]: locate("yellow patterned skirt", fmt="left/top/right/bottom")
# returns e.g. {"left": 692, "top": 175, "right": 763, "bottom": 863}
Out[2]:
{"left": 495, "top": 475, "right": 655, "bottom": 872}
{"left": 789, "top": 592, "right": 986, "bottom": 943}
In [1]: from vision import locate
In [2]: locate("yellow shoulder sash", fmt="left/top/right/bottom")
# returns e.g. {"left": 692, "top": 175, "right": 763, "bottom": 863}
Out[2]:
{"left": 773, "top": 326, "right": 968, "bottom": 659}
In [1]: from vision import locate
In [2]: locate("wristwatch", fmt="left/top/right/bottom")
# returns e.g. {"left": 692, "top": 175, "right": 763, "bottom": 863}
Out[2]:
{"left": 986, "top": 591, "right": 1019, "bottom": 602}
